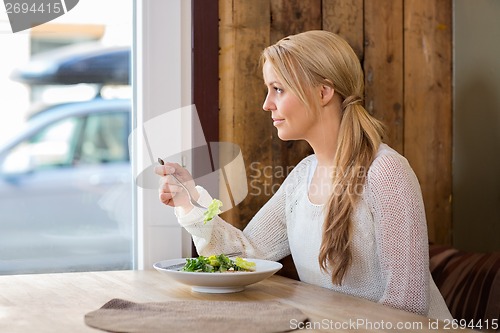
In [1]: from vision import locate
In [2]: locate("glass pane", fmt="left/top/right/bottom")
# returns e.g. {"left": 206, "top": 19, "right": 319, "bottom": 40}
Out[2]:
{"left": 79, "top": 113, "right": 129, "bottom": 164}
{"left": 0, "top": 1, "right": 133, "bottom": 275}
{"left": 29, "top": 118, "right": 77, "bottom": 168}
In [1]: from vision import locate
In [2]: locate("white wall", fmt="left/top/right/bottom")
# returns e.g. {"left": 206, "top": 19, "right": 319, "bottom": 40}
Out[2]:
{"left": 133, "top": 0, "right": 193, "bottom": 269}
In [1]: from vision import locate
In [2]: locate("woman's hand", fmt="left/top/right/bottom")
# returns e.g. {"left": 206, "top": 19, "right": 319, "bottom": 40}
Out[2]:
{"left": 154, "top": 161, "right": 199, "bottom": 211}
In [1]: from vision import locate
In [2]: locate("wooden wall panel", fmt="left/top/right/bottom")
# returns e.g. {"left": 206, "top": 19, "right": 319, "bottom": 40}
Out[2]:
{"left": 270, "top": 0, "right": 322, "bottom": 42}
{"left": 219, "top": 0, "right": 272, "bottom": 230}
{"left": 404, "top": 0, "right": 452, "bottom": 244}
{"left": 364, "top": 0, "right": 404, "bottom": 154}
{"left": 322, "top": 0, "right": 364, "bottom": 60}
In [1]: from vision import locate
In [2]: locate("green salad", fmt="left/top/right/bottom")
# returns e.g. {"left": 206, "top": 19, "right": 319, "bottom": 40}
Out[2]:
{"left": 203, "top": 199, "right": 223, "bottom": 224}
{"left": 182, "top": 254, "right": 256, "bottom": 273}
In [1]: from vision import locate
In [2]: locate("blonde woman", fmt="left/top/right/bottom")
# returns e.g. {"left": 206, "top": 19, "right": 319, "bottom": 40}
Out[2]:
{"left": 155, "top": 30, "right": 452, "bottom": 320}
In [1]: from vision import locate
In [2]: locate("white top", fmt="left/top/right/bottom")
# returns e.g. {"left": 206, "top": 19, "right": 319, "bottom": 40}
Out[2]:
{"left": 175, "top": 144, "right": 453, "bottom": 320}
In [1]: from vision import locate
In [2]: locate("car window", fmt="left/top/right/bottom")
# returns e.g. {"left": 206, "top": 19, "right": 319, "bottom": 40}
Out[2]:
{"left": 77, "top": 112, "right": 129, "bottom": 164}
{"left": 2, "top": 117, "right": 81, "bottom": 173}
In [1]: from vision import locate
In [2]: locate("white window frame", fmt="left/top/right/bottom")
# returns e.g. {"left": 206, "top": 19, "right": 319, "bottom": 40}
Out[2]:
{"left": 132, "top": 0, "right": 193, "bottom": 270}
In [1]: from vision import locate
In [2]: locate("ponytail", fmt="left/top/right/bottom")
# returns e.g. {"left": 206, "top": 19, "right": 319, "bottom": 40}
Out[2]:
{"left": 319, "top": 98, "right": 384, "bottom": 285}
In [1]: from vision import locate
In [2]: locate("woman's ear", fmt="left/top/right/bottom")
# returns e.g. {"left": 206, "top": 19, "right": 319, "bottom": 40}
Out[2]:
{"left": 319, "top": 84, "right": 335, "bottom": 107}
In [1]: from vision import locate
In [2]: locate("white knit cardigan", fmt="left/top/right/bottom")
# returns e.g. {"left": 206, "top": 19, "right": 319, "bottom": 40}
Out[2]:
{"left": 174, "top": 144, "right": 453, "bottom": 320}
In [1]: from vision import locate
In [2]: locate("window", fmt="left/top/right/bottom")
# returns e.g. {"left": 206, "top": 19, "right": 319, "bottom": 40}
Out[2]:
{"left": 0, "top": 0, "right": 191, "bottom": 275}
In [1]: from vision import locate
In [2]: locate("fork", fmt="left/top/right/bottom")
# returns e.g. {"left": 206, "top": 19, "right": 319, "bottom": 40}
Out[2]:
{"left": 158, "top": 158, "right": 208, "bottom": 210}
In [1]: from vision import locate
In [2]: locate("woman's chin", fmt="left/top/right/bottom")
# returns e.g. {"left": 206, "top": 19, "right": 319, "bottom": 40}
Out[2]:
{"left": 276, "top": 130, "right": 295, "bottom": 141}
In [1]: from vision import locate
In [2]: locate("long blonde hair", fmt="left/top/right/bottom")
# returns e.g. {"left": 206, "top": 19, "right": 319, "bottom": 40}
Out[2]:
{"left": 262, "top": 30, "right": 385, "bottom": 285}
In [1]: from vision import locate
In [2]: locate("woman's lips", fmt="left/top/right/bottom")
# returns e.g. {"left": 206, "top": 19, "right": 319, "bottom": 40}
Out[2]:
{"left": 272, "top": 118, "right": 285, "bottom": 126}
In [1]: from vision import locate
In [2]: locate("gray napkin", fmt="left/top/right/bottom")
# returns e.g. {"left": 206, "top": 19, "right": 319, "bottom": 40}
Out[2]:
{"left": 85, "top": 298, "right": 308, "bottom": 333}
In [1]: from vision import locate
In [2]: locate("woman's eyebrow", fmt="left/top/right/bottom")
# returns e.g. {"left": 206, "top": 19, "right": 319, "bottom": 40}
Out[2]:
{"left": 264, "top": 81, "right": 281, "bottom": 86}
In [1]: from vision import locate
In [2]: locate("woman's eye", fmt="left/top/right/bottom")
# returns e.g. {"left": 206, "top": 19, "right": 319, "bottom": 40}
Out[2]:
{"left": 274, "top": 87, "right": 283, "bottom": 94}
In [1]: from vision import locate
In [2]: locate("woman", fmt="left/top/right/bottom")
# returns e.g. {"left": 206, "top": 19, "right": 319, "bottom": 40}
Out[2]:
{"left": 155, "top": 30, "right": 452, "bottom": 320}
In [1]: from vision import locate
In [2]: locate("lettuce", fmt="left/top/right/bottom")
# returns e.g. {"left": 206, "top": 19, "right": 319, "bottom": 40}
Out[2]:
{"left": 183, "top": 256, "right": 213, "bottom": 272}
{"left": 235, "top": 257, "right": 256, "bottom": 271}
{"left": 181, "top": 254, "right": 255, "bottom": 273}
{"left": 203, "top": 199, "right": 223, "bottom": 224}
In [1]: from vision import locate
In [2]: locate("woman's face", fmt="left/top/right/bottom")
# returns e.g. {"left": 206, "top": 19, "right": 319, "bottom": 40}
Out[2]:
{"left": 262, "top": 61, "right": 317, "bottom": 141}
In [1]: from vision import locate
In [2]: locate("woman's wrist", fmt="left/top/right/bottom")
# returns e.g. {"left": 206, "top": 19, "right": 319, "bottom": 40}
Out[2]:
{"left": 174, "top": 186, "right": 211, "bottom": 220}
{"left": 177, "top": 204, "right": 194, "bottom": 216}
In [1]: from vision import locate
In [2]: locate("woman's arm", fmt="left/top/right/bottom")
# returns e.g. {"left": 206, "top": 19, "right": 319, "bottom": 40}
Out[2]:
{"left": 367, "top": 153, "right": 430, "bottom": 316}
{"left": 175, "top": 181, "right": 290, "bottom": 261}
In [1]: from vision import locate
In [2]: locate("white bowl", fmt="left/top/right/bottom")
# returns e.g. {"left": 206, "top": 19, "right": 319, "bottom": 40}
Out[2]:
{"left": 153, "top": 258, "right": 283, "bottom": 293}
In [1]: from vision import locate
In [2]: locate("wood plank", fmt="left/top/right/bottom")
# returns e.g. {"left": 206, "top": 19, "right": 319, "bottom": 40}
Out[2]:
{"left": 270, "top": 0, "right": 322, "bottom": 42}
{"left": 219, "top": 0, "right": 272, "bottom": 230}
{"left": 364, "top": 0, "right": 404, "bottom": 154}
{"left": 219, "top": 0, "right": 236, "bottom": 148}
{"left": 217, "top": 0, "right": 235, "bottom": 229}
{"left": 404, "top": 0, "right": 452, "bottom": 245}
{"left": 322, "top": 0, "right": 364, "bottom": 60}
{"left": 269, "top": 0, "right": 319, "bottom": 190}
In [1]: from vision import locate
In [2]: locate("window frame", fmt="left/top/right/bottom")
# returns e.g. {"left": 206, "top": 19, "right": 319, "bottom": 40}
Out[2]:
{"left": 132, "top": 0, "right": 193, "bottom": 270}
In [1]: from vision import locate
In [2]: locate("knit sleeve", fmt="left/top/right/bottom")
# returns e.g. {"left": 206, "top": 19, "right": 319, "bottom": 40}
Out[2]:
{"left": 366, "top": 152, "right": 430, "bottom": 316}
{"left": 174, "top": 169, "right": 296, "bottom": 261}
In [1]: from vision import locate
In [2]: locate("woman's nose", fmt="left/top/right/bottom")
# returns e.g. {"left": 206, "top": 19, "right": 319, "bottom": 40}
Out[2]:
{"left": 262, "top": 95, "right": 274, "bottom": 112}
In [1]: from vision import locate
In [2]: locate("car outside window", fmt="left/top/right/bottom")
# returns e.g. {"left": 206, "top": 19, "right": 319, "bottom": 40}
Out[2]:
{"left": 0, "top": 101, "right": 132, "bottom": 275}
{"left": 78, "top": 113, "right": 129, "bottom": 165}
{"left": 2, "top": 117, "right": 81, "bottom": 173}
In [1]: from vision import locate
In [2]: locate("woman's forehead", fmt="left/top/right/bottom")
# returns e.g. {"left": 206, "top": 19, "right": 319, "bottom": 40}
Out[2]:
{"left": 262, "top": 61, "right": 280, "bottom": 84}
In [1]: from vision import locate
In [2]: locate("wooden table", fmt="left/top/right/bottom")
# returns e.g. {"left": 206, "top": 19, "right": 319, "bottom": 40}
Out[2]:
{"left": 0, "top": 270, "right": 471, "bottom": 332}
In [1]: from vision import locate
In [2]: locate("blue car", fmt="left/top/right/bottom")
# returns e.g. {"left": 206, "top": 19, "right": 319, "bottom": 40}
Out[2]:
{"left": 0, "top": 98, "right": 133, "bottom": 274}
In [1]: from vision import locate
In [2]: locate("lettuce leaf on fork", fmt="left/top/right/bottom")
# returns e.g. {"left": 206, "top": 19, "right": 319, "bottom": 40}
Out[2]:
{"left": 203, "top": 199, "right": 223, "bottom": 224}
